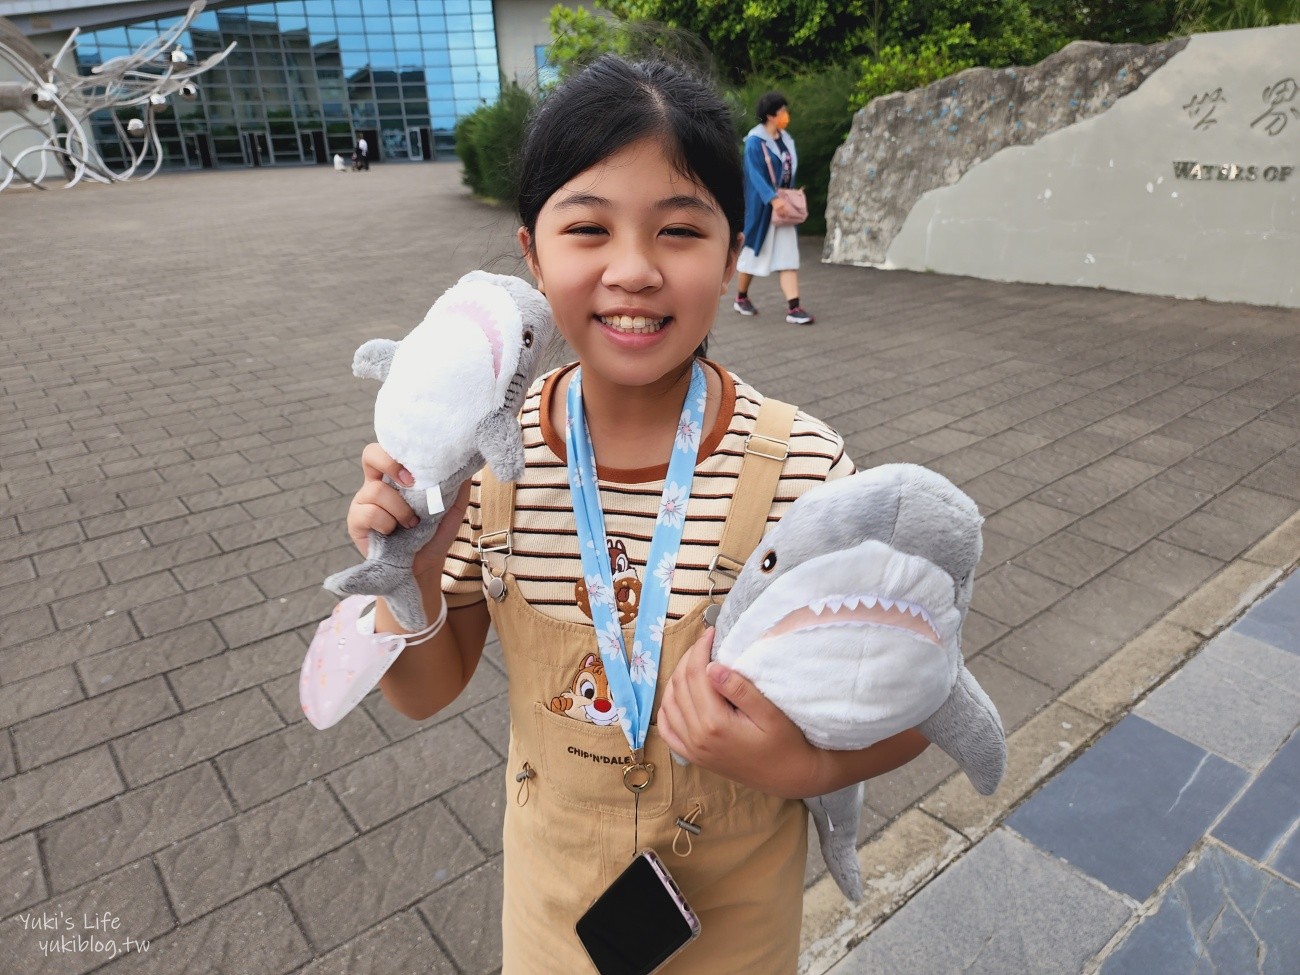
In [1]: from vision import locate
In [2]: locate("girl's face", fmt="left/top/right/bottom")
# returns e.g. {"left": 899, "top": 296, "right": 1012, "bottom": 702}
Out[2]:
{"left": 771, "top": 106, "right": 790, "bottom": 130}
{"left": 519, "top": 136, "right": 739, "bottom": 391}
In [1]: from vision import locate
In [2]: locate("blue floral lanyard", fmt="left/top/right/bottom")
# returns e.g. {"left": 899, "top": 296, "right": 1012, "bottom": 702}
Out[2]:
{"left": 565, "top": 360, "right": 706, "bottom": 811}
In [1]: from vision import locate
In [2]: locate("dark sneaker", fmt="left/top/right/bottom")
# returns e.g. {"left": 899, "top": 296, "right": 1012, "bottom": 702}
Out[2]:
{"left": 785, "top": 305, "right": 815, "bottom": 325}
{"left": 733, "top": 295, "right": 758, "bottom": 316}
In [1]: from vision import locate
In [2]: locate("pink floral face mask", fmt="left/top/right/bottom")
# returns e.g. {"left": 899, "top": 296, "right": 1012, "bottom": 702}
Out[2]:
{"left": 300, "top": 595, "right": 410, "bottom": 730}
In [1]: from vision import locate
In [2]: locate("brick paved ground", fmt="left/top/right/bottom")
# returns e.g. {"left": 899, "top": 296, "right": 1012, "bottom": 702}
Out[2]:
{"left": 1, "top": 162, "right": 1298, "bottom": 975}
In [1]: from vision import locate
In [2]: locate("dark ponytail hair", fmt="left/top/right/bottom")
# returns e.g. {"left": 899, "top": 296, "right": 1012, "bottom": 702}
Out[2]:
{"left": 516, "top": 56, "right": 744, "bottom": 360}
{"left": 755, "top": 91, "right": 788, "bottom": 124}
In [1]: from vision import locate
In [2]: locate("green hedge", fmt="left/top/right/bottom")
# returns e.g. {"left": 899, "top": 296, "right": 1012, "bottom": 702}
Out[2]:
{"left": 454, "top": 82, "right": 536, "bottom": 203}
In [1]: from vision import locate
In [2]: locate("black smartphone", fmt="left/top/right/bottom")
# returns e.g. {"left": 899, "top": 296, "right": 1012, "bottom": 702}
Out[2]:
{"left": 575, "top": 850, "right": 702, "bottom": 975}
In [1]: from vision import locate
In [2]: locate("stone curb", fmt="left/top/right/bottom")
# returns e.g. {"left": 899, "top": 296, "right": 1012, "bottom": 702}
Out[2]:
{"left": 797, "top": 507, "right": 1300, "bottom": 975}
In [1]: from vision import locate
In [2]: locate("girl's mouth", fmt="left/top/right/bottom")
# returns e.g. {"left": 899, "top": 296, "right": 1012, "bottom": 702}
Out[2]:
{"left": 596, "top": 314, "right": 671, "bottom": 334}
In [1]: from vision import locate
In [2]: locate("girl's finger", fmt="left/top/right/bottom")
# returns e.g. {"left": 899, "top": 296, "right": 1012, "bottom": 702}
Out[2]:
{"left": 356, "top": 479, "right": 418, "bottom": 528}
{"left": 361, "top": 442, "right": 415, "bottom": 487}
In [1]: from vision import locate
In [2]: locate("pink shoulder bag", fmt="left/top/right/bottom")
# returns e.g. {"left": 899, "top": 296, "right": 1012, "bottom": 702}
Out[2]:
{"left": 763, "top": 144, "right": 807, "bottom": 227}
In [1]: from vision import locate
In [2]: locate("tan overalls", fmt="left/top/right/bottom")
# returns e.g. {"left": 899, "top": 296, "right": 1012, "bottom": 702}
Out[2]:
{"left": 475, "top": 399, "right": 807, "bottom": 975}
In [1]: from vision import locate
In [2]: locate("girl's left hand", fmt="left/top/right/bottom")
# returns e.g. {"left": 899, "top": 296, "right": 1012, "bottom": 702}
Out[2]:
{"left": 657, "top": 628, "right": 824, "bottom": 799}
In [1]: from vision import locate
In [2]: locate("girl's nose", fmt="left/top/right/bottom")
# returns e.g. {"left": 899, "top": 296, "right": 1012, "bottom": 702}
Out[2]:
{"left": 602, "top": 242, "right": 662, "bottom": 292}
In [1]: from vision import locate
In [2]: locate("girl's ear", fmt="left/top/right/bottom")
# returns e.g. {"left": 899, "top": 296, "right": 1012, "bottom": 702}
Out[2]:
{"left": 517, "top": 226, "right": 544, "bottom": 292}
{"left": 721, "top": 232, "right": 744, "bottom": 292}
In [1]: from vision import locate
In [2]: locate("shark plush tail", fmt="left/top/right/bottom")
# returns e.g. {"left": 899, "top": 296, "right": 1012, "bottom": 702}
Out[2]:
{"left": 918, "top": 666, "right": 1007, "bottom": 796}
{"left": 807, "top": 784, "right": 865, "bottom": 901}
{"left": 324, "top": 505, "right": 442, "bottom": 631}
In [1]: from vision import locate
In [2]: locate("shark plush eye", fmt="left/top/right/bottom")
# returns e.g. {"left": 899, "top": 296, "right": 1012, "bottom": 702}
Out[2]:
{"left": 523, "top": 329, "right": 534, "bottom": 348}
{"left": 760, "top": 550, "right": 777, "bottom": 572}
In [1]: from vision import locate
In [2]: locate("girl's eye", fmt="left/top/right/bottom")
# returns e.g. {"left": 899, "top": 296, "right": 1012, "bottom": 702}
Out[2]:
{"left": 663, "top": 226, "right": 702, "bottom": 238}
{"left": 566, "top": 225, "right": 605, "bottom": 236}
{"left": 760, "top": 550, "right": 777, "bottom": 572}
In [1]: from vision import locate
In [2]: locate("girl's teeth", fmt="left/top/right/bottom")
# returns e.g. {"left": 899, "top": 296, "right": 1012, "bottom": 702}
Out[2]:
{"left": 602, "top": 315, "right": 666, "bottom": 334}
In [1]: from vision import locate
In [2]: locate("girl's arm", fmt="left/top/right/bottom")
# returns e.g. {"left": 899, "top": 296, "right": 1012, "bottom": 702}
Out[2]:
{"left": 348, "top": 445, "right": 492, "bottom": 722}
{"left": 658, "top": 629, "right": 930, "bottom": 799}
{"left": 374, "top": 579, "right": 491, "bottom": 722}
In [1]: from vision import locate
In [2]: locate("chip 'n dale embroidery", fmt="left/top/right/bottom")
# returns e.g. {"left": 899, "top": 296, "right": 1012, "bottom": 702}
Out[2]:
{"left": 575, "top": 538, "right": 643, "bottom": 625}
{"left": 549, "top": 652, "right": 626, "bottom": 726}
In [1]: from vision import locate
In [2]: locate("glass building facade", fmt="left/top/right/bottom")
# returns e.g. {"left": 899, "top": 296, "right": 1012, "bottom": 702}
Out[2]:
{"left": 75, "top": 0, "right": 501, "bottom": 170}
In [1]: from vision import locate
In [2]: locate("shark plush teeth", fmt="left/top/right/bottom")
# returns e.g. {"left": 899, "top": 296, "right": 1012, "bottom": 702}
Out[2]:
{"left": 710, "top": 463, "right": 1007, "bottom": 902}
{"left": 323, "top": 271, "right": 557, "bottom": 631}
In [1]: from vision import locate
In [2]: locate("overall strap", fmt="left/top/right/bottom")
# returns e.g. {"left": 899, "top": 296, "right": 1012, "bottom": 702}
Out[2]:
{"left": 477, "top": 466, "right": 516, "bottom": 582}
{"left": 709, "top": 397, "right": 798, "bottom": 591}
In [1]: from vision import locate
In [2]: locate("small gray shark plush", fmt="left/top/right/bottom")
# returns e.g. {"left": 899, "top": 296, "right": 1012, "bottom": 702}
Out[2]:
{"left": 711, "top": 463, "right": 1006, "bottom": 901}
{"left": 324, "top": 271, "right": 556, "bottom": 630}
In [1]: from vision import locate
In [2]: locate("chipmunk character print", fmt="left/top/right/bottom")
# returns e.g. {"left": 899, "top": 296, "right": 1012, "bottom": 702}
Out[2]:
{"left": 575, "top": 539, "right": 643, "bottom": 625}
{"left": 549, "top": 652, "right": 626, "bottom": 726}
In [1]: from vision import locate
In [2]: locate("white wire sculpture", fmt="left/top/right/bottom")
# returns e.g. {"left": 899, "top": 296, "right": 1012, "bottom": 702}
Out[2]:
{"left": 0, "top": 0, "right": 235, "bottom": 191}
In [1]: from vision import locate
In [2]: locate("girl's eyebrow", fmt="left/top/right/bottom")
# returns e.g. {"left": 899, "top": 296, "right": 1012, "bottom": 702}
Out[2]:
{"left": 553, "top": 193, "right": 716, "bottom": 214}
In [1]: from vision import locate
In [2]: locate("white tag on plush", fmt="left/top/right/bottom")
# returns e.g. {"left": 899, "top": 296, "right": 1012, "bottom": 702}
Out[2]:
{"left": 426, "top": 487, "right": 445, "bottom": 514}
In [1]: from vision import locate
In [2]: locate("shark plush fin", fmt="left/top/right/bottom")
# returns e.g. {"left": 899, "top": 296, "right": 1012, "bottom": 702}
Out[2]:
{"left": 476, "top": 408, "right": 526, "bottom": 482}
{"left": 918, "top": 665, "right": 1006, "bottom": 796}
{"left": 325, "top": 558, "right": 428, "bottom": 632}
{"left": 807, "top": 783, "right": 864, "bottom": 901}
{"left": 352, "top": 339, "right": 399, "bottom": 382}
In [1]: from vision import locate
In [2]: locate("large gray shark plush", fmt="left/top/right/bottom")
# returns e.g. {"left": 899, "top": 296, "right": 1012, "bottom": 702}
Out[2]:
{"left": 711, "top": 463, "right": 1006, "bottom": 901}
{"left": 324, "top": 271, "right": 556, "bottom": 630}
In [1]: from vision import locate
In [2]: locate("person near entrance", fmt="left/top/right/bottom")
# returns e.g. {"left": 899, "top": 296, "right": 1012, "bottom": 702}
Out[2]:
{"left": 356, "top": 136, "right": 369, "bottom": 170}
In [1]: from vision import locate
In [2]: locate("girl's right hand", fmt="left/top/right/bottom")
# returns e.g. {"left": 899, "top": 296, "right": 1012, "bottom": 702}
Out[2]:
{"left": 346, "top": 444, "right": 472, "bottom": 578}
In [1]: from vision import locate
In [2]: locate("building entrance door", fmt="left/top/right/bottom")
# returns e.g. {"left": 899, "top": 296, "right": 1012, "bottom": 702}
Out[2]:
{"left": 242, "top": 131, "right": 271, "bottom": 167}
{"left": 407, "top": 127, "right": 422, "bottom": 160}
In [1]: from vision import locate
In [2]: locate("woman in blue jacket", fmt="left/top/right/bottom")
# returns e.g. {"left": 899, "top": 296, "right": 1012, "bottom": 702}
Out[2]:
{"left": 734, "top": 91, "right": 814, "bottom": 325}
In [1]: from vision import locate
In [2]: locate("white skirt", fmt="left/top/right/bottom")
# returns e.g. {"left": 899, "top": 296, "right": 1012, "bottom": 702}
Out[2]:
{"left": 737, "top": 222, "right": 800, "bottom": 276}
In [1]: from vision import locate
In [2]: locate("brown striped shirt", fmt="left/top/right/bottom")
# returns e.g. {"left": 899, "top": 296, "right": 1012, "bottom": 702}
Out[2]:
{"left": 442, "top": 359, "right": 855, "bottom": 623}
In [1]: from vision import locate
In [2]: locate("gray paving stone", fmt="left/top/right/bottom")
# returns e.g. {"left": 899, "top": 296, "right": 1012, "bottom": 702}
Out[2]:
{"left": 1108, "top": 539, "right": 1223, "bottom": 601}
{"left": 0, "top": 831, "right": 46, "bottom": 919}
{"left": 5, "top": 859, "right": 172, "bottom": 975}
{"left": 130, "top": 576, "right": 265, "bottom": 639}
{"left": 293, "top": 910, "right": 456, "bottom": 975}
{"left": 1161, "top": 509, "right": 1271, "bottom": 562}
{"left": 1011, "top": 530, "right": 1126, "bottom": 588}
{"left": 1051, "top": 570, "right": 1174, "bottom": 644}
{"left": 51, "top": 572, "right": 184, "bottom": 631}
{"left": 1007, "top": 716, "right": 1249, "bottom": 901}
{"left": 281, "top": 801, "right": 483, "bottom": 953}
{"left": 209, "top": 507, "right": 321, "bottom": 554}
{"left": 0, "top": 665, "right": 84, "bottom": 727}
{"left": 462, "top": 696, "right": 511, "bottom": 760}
{"left": 1234, "top": 570, "right": 1300, "bottom": 655}
{"left": 1137, "top": 643, "right": 1300, "bottom": 770}
{"left": 0, "top": 731, "right": 15, "bottom": 779}
{"left": 971, "top": 563, "right": 1070, "bottom": 628}
{"left": 168, "top": 631, "right": 301, "bottom": 710}
{"left": 987, "top": 612, "right": 1122, "bottom": 691}
{"left": 156, "top": 782, "right": 354, "bottom": 922}
{"left": 113, "top": 688, "right": 283, "bottom": 788}
{"left": 1098, "top": 844, "right": 1300, "bottom": 975}
{"left": 142, "top": 504, "right": 249, "bottom": 547}
{"left": 443, "top": 766, "right": 508, "bottom": 858}
{"left": 865, "top": 744, "right": 959, "bottom": 821}
{"left": 212, "top": 584, "right": 335, "bottom": 649}
{"left": 96, "top": 534, "right": 219, "bottom": 586}
{"left": 983, "top": 498, "right": 1079, "bottom": 546}
{"left": 418, "top": 856, "right": 504, "bottom": 975}
{"left": 14, "top": 677, "right": 179, "bottom": 769}
{"left": 831, "top": 828, "right": 1130, "bottom": 975}
{"left": 96, "top": 885, "right": 311, "bottom": 975}
{"left": 216, "top": 706, "right": 389, "bottom": 810}
{"left": 327, "top": 717, "right": 499, "bottom": 830}
{"left": 1213, "top": 728, "right": 1300, "bottom": 880}
{"left": 76, "top": 622, "right": 226, "bottom": 697}
{"left": 41, "top": 763, "right": 233, "bottom": 894}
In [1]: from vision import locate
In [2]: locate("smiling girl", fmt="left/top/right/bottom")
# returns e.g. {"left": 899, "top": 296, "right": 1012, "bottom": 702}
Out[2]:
{"left": 346, "top": 55, "right": 928, "bottom": 974}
